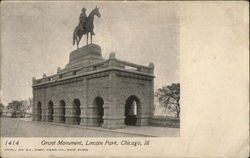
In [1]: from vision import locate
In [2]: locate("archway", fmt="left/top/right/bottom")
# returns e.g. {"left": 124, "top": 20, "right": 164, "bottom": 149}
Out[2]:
{"left": 93, "top": 97, "right": 104, "bottom": 126}
{"left": 48, "top": 101, "right": 54, "bottom": 121}
{"left": 37, "top": 102, "right": 42, "bottom": 121}
{"left": 125, "top": 95, "right": 140, "bottom": 126}
{"left": 59, "top": 100, "right": 66, "bottom": 123}
{"left": 73, "top": 99, "right": 81, "bottom": 125}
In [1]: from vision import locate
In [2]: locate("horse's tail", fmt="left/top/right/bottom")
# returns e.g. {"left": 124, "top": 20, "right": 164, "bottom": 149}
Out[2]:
{"left": 73, "top": 32, "right": 75, "bottom": 45}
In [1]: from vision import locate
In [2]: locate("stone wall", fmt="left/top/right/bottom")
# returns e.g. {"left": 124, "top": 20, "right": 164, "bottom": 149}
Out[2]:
{"left": 149, "top": 116, "right": 180, "bottom": 128}
{"left": 33, "top": 69, "right": 154, "bottom": 129}
{"left": 32, "top": 44, "right": 155, "bottom": 129}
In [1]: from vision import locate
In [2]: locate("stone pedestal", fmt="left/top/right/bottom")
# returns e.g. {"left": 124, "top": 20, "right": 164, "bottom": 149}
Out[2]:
{"left": 65, "top": 44, "right": 105, "bottom": 71}
{"left": 32, "top": 44, "right": 155, "bottom": 130}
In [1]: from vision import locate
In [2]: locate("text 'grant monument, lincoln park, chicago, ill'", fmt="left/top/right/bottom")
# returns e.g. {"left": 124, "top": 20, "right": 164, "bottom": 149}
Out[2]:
{"left": 32, "top": 6, "right": 155, "bottom": 129}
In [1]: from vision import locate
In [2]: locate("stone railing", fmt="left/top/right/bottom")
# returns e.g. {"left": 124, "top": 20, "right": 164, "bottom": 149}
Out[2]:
{"left": 33, "top": 52, "right": 154, "bottom": 86}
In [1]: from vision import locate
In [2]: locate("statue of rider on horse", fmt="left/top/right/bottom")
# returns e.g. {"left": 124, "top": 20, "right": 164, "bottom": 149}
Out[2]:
{"left": 73, "top": 6, "right": 101, "bottom": 48}
{"left": 79, "top": 8, "right": 88, "bottom": 32}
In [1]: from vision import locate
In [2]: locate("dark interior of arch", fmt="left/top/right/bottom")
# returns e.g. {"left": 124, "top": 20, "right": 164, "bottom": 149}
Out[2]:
{"left": 125, "top": 96, "right": 139, "bottom": 126}
{"left": 73, "top": 99, "right": 81, "bottom": 125}
{"left": 95, "top": 97, "right": 104, "bottom": 126}
{"left": 60, "top": 100, "right": 66, "bottom": 122}
{"left": 48, "top": 101, "right": 54, "bottom": 121}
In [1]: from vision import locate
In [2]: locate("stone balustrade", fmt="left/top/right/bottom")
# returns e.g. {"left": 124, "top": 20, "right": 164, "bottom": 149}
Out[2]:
{"left": 33, "top": 53, "right": 154, "bottom": 86}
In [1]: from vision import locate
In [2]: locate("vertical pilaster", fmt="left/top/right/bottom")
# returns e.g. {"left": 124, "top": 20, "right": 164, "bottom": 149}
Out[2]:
{"left": 41, "top": 87, "right": 48, "bottom": 122}
{"left": 32, "top": 98, "right": 38, "bottom": 121}
{"left": 32, "top": 80, "right": 37, "bottom": 121}
{"left": 41, "top": 106, "right": 47, "bottom": 122}
{"left": 53, "top": 103, "right": 65, "bottom": 123}
{"left": 80, "top": 79, "right": 88, "bottom": 126}
{"left": 47, "top": 106, "right": 53, "bottom": 122}
{"left": 32, "top": 106, "right": 37, "bottom": 121}
{"left": 85, "top": 104, "right": 100, "bottom": 127}
{"left": 65, "top": 99, "right": 78, "bottom": 125}
{"left": 32, "top": 107, "right": 41, "bottom": 121}
{"left": 102, "top": 54, "right": 126, "bottom": 129}
{"left": 149, "top": 62, "right": 155, "bottom": 122}
{"left": 103, "top": 71, "right": 125, "bottom": 129}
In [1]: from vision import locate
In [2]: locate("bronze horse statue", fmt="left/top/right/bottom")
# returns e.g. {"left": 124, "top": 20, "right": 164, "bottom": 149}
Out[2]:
{"left": 73, "top": 7, "right": 101, "bottom": 48}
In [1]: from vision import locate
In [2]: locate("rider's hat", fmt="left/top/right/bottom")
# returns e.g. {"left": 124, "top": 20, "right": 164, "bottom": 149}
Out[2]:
{"left": 81, "top": 8, "right": 86, "bottom": 12}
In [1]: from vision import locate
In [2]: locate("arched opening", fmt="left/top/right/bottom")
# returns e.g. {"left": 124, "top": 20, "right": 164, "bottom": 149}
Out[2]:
{"left": 93, "top": 97, "right": 104, "bottom": 126}
{"left": 37, "top": 102, "right": 42, "bottom": 121}
{"left": 125, "top": 95, "right": 140, "bottom": 126}
{"left": 73, "top": 99, "right": 81, "bottom": 125}
{"left": 48, "top": 101, "right": 54, "bottom": 121}
{"left": 59, "top": 100, "right": 66, "bottom": 123}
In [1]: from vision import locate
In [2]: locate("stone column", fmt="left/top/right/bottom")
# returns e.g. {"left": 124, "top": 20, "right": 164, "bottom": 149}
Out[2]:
{"left": 136, "top": 84, "right": 153, "bottom": 126}
{"left": 65, "top": 106, "right": 78, "bottom": 125}
{"left": 32, "top": 97, "right": 43, "bottom": 121}
{"left": 47, "top": 106, "right": 53, "bottom": 122}
{"left": 148, "top": 79, "right": 155, "bottom": 125}
{"left": 65, "top": 99, "right": 78, "bottom": 125}
{"left": 32, "top": 80, "right": 38, "bottom": 121}
{"left": 102, "top": 53, "right": 126, "bottom": 129}
{"left": 103, "top": 104, "right": 126, "bottom": 129}
{"left": 41, "top": 106, "right": 47, "bottom": 122}
{"left": 32, "top": 100, "right": 39, "bottom": 121}
{"left": 148, "top": 62, "right": 155, "bottom": 125}
{"left": 32, "top": 107, "right": 37, "bottom": 121}
{"left": 32, "top": 107, "right": 41, "bottom": 121}
{"left": 135, "top": 100, "right": 149, "bottom": 126}
{"left": 40, "top": 88, "right": 48, "bottom": 122}
{"left": 53, "top": 103, "right": 65, "bottom": 123}
{"left": 80, "top": 79, "right": 88, "bottom": 126}
{"left": 85, "top": 104, "right": 100, "bottom": 127}
{"left": 42, "top": 102, "right": 51, "bottom": 122}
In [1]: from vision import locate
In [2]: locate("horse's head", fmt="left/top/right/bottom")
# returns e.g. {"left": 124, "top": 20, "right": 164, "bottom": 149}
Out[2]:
{"left": 93, "top": 6, "right": 101, "bottom": 18}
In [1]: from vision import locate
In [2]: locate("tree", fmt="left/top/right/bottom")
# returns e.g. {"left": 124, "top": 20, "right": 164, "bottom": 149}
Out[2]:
{"left": 0, "top": 103, "right": 4, "bottom": 116}
{"left": 155, "top": 83, "right": 180, "bottom": 118}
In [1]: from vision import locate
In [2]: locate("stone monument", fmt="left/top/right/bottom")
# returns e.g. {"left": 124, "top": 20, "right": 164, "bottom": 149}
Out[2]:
{"left": 32, "top": 44, "right": 154, "bottom": 129}
{"left": 32, "top": 7, "right": 154, "bottom": 129}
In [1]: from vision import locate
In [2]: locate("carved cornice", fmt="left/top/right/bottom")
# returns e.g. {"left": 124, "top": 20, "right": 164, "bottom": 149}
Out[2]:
{"left": 33, "top": 57, "right": 154, "bottom": 88}
{"left": 116, "top": 71, "right": 153, "bottom": 81}
{"left": 33, "top": 68, "right": 154, "bottom": 89}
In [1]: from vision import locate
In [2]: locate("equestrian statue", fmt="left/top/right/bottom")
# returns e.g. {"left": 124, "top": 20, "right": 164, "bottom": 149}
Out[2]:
{"left": 73, "top": 6, "right": 101, "bottom": 48}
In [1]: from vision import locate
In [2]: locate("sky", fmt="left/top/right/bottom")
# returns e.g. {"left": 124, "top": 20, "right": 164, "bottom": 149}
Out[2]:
{"left": 1, "top": 2, "right": 179, "bottom": 105}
